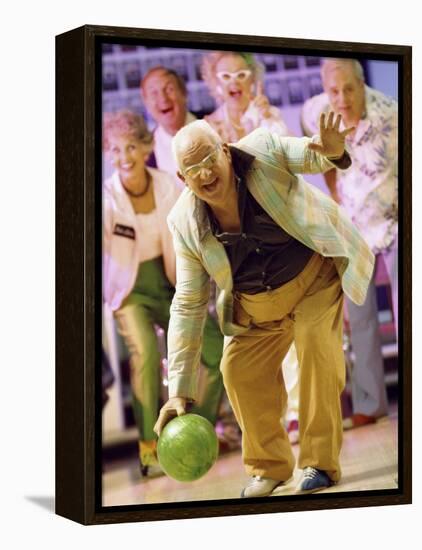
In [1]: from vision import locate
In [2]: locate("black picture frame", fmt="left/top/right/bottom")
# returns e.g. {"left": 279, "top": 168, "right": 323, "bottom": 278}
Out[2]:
{"left": 56, "top": 24, "right": 412, "bottom": 525}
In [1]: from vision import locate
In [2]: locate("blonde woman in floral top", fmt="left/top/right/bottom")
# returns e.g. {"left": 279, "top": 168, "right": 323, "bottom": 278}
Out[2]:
{"left": 302, "top": 58, "right": 398, "bottom": 430}
{"left": 201, "top": 51, "right": 289, "bottom": 142}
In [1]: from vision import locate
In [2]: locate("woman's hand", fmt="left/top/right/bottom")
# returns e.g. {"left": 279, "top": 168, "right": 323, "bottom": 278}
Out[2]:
{"left": 308, "top": 111, "right": 355, "bottom": 159}
{"left": 251, "top": 81, "right": 272, "bottom": 119}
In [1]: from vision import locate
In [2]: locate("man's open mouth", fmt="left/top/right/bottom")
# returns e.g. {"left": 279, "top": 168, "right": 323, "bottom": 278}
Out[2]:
{"left": 160, "top": 106, "right": 174, "bottom": 115}
{"left": 202, "top": 178, "right": 218, "bottom": 192}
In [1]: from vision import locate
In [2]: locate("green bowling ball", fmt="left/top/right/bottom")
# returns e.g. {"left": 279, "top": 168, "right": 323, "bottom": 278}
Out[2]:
{"left": 157, "top": 414, "right": 219, "bottom": 482}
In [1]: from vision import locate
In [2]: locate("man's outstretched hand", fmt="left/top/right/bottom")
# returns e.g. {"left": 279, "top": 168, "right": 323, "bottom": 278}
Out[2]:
{"left": 154, "top": 397, "right": 187, "bottom": 436}
{"left": 308, "top": 111, "right": 355, "bottom": 159}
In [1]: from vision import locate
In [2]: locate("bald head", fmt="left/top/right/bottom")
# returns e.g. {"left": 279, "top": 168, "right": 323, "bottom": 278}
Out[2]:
{"left": 172, "top": 120, "right": 222, "bottom": 170}
{"left": 172, "top": 120, "right": 234, "bottom": 209}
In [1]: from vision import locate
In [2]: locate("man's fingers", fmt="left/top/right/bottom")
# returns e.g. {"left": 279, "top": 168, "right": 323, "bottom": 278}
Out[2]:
{"left": 327, "top": 111, "right": 334, "bottom": 128}
{"left": 176, "top": 406, "right": 186, "bottom": 417}
{"left": 154, "top": 409, "right": 174, "bottom": 436}
{"left": 153, "top": 402, "right": 186, "bottom": 436}
{"left": 319, "top": 112, "right": 326, "bottom": 135}
{"left": 334, "top": 113, "right": 342, "bottom": 131}
{"left": 153, "top": 419, "right": 162, "bottom": 436}
{"left": 153, "top": 412, "right": 166, "bottom": 436}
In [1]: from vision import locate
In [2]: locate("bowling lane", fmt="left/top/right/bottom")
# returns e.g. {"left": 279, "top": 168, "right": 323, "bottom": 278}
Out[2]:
{"left": 102, "top": 413, "right": 398, "bottom": 506}
{"left": 103, "top": 450, "right": 248, "bottom": 506}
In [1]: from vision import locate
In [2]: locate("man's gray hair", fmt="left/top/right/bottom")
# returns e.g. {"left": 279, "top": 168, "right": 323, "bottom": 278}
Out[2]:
{"left": 172, "top": 119, "right": 222, "bottom": 168}
{"left": 321, "top": 58, "right": 365, "bottom": 83}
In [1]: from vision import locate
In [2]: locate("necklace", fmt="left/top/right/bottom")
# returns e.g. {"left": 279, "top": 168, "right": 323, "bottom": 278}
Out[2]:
{"left": 228, "top": 116, "right": 245, "bottom": 132}
{"left": 224, "top": 104, "right": 246, "bottom": 134}
{"left": 123, "top": 172, "right": 151, "bottom": 198}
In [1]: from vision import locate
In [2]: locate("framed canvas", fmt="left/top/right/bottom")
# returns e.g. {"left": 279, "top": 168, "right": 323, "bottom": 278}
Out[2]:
{"left": 56, "top": 24, "right": 412, "bottom": 525}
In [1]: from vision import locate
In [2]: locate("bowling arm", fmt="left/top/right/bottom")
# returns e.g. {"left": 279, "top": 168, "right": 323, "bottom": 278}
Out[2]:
{"left": 154, "top": 397, "right": 187, "bottom": 436}
{"left": 166, "top": 225, "right": 211, "bottom": 400}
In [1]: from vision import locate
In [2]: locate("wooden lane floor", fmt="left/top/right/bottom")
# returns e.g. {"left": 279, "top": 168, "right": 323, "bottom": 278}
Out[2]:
{"left": 102, "top": 412, "right": 398, "bottom": 507}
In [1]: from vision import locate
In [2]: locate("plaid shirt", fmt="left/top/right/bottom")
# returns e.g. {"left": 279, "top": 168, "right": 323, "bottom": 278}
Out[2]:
{"left": 167, "top": 128, "right": 375, "bottom": 400}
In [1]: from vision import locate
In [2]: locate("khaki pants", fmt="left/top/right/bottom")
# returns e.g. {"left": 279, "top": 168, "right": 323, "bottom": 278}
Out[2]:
{"left": 220, "top": 253, "right": 345, "bottom": 482}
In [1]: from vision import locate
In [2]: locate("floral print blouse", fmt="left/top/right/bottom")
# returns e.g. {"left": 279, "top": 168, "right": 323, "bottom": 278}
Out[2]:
{"left": 205, "top": 102, "right": 290, "bottom": 143}
{"left": 302, "top": 86, "right": 398, "bottom": 253}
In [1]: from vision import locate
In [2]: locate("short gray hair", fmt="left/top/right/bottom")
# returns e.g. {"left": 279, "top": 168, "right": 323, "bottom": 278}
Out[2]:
{"left": 102, "top": 110, "right": 153, "bottom": 152}
{"left": 321, "top": 58, "right": 365, "bottom": 84}
{"left": 171, "top": 120, "right": 222, "bottom": 168}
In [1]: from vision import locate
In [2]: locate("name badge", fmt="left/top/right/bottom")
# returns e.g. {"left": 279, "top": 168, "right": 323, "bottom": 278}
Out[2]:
{"left": 113, "top": 224, "right": 135, "bottom": 240}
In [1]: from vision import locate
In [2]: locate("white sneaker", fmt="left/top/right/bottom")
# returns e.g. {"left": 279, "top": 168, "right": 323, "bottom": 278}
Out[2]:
{"left": 240, "top": 476, "right": 282, "bottom": 498}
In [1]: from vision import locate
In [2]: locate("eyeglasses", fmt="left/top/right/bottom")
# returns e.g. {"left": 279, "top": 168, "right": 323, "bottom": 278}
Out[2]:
{"left": 216, "top": 69, "right": 252, "bottom": 83}
{"left": 182, "top": 144, "right": 222, "bottom": 178}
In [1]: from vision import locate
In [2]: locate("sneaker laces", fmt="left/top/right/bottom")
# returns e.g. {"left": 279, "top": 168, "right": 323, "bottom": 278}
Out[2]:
{"left": 245, "top": 475, "right": 264, "bottom": 486}
{"left": 303, "top": 467, "right": 319, "bottom": 480}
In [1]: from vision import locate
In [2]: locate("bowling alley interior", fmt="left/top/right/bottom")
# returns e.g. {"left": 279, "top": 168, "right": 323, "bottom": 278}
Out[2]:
{"left": 101, "top": 44, "right": 400, "bottom": 506}
{"left": 102, "top": 262, "right": 399, "bottom": 506}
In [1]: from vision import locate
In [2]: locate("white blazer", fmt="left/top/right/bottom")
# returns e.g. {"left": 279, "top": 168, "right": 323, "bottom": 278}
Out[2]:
{"left": 103, "top": 167, "right": 181, "bottom": 311}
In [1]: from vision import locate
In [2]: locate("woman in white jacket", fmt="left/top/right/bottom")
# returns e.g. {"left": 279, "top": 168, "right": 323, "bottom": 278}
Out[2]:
{"left": 103, "top": 111, "right": 223, "bottom": 476}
